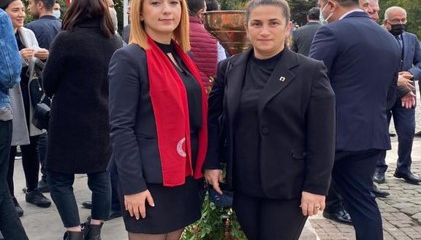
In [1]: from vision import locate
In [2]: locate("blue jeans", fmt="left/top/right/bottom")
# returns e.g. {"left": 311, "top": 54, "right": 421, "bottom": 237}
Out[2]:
{"left": 48, "top": 170, "right": 110, "bottom": 228}
{"left": 0, "top": 120, "right": 28, "bottom": 239}
{"left": 377, "top": 101, "right": 415, "bottom": 174}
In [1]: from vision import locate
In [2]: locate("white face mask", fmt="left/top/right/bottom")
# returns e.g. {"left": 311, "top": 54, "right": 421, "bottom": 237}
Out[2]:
{"left": 319, "top": 2, "right": 333, "bottom": 25}
{"left": 53, "top": 10, "right": 61, "bottom": 19}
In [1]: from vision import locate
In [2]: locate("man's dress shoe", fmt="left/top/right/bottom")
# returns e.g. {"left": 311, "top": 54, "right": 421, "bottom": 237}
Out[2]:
{"left": 372, "top": 184, "right": 390, "bottom": 198}
{"left": 373, "top": 172, "right": 385, "bottom": 184}
{"left": 82, "top": 201, "right": 93, "bottom": 209}
{"left": 394, "top": 172, "right": 421, "bottom": 185}
{"left": 323, "top": 209, "right": 352, "bottom": 225}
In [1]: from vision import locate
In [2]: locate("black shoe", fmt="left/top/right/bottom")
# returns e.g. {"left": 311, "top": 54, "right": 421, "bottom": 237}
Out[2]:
{"left": 82, "top": 201, "right": 93, "bottom": 209}
{"left": 37, "top": 179, "right": 50, "bottom": 193}
{"left": 373, "top": 172, "right": 385, "bottom": 184}
{"left": 323, "top": 209, "right": 352, "bottom": 225}
{"left": 83, "top": 222, "right": 103, "bottom": 240}
{"left": 372, "top": 184, "right": 390, "bottom": 198}
{"left": 415, "top": 131, "right": 421, "bottom": 137}
{"left": 13, "top": 197, "right": 24, "bottom": 217}
{"left": 394, "top": 172, "right": 421, "bottom": 185}
{"left": 15, "top": 202, "right": 24, "bottom": 217}
{"left": 25, "top": 189, "right": 51, "bottom": 208}
{"left": 63, "top": 231, "right": 84, "bottom": 240}
{"left": 106, "top": 210, "right": 122, "bottom": 221}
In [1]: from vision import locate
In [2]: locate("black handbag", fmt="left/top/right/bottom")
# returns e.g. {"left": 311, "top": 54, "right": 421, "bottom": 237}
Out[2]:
{"left": 32, "top": 97, "right": 50, "bottom": 130}
{"left": 29, "top": 76, "right": 51, "bottom": 130}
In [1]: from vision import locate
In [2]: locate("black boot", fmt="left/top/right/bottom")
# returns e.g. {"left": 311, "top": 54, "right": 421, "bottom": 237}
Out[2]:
{"left": 63, "top": 231, "right": 84, "bottom": 240}
{"left": 83, "top": 223, "right": 103, "bottom": 240}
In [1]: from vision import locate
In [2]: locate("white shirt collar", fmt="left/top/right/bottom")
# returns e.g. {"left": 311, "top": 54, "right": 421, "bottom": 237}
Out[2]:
{"left": 339, "top": 9, "right": 364, "bottom": 20}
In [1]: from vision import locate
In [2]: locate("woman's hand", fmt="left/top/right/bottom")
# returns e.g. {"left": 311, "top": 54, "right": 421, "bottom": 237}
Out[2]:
{"left": 204, "top": 169, "right": 223, "bottom": 194}
{"left": 20, "top": 48, "right": 34, "bottom": 61}
{"left": 34, "top": 48, "right": 49, "bottom": 60}
{"left": 124, "top": 190, "right": 155, "bottom": 220}
{"left": 300, "top": 191, "right": 326, "bottom": 217}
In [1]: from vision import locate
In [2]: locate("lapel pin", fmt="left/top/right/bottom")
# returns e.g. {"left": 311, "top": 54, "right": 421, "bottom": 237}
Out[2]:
{"left": 279, "top": 76, "right": 286, "bottom": 82}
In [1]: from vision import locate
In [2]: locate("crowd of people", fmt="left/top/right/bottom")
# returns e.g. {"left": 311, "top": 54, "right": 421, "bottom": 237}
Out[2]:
{"left": 0, "top": 0, "right": 420, "bottom": 240}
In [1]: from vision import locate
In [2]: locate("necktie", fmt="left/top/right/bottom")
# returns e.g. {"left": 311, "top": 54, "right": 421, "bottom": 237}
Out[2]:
{"left": 396, "top": 35, "right": 404, "bottom": 70}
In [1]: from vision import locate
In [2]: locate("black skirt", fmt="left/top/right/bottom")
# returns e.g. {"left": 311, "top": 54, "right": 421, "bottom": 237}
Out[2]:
{"left": 122, "top": 177, "right": 204, "bottom": 234}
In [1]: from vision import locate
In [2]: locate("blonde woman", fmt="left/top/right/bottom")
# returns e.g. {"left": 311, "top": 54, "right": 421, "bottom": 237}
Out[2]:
{"left": 108, "top": 0, "right": 208, "bottom": 239}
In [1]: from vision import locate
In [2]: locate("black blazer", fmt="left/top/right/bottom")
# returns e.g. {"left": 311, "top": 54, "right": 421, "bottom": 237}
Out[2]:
{"left": 204, "top": 49, "right": 336, "bottom": 199}
{"left": 108, "top": 44, "right": 163, "bottom": 195}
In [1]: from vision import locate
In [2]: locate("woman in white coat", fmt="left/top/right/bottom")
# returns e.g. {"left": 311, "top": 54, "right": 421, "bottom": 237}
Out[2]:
{"left": 0, "top": 0, "right": 51, "bottom": 215}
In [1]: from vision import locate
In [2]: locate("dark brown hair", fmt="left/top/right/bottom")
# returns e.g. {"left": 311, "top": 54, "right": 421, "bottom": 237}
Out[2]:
{"left": 33, "top": 0, "right": 55, "bottom": 11}
{"left": 62, "top": 0, "right": 114, "bottom": 38}
{"left": 246, "top": 0, "right": 290, "bottom": 24}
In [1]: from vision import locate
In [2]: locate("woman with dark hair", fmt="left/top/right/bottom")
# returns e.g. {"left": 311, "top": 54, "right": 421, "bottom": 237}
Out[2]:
{"left": 42, "top": 0, "right": 122, "bottom": 239}
{"left": 204, "top": 0, "right": 335, "bottom": 239}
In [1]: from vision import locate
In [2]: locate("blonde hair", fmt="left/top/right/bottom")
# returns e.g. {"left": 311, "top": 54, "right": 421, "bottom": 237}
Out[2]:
{"left": 130, "top": 0, "right": 190, "bottom": 51}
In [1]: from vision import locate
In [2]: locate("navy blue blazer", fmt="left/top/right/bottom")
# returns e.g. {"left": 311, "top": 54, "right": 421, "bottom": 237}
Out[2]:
{"left": 401, "top": 31, "right": 421, "bottom": 79}
{"left": 204, "top": 49, "right": 336, "bottom": 198}
{"left": 309, "top": 11, "right": 401, "bottom": 152}
{"left": 108, "top": 44, "right": 163, "bottom": 195}
{"left": 395, "top": 31, "right": 421, "bottom": 98}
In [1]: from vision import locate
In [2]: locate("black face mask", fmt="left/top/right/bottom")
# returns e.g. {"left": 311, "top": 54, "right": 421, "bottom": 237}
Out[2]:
{"left": 389, "top": 24, "right": 405, "bottom": 36}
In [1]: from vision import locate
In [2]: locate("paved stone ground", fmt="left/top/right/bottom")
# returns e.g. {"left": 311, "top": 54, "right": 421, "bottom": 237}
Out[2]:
{"left": 307, "top": 86, "right": 421, "bottom": 240}
{"left": 11, "top": 139, "right": 421, "bottom": 240}
{"left": 310, "top": 160, "right": 421, "bottom": 240}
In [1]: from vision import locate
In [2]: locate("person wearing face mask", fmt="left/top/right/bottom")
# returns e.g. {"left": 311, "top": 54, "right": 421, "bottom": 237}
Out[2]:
{"left": 26, "top": 0, "right": 61, "bottom": 50}
{"left": 320, "top": 0, "right": 378, "bottom": 227}
{"left": 53, "top": 1, "right": 61, "bottom": 19}
{"left": 322, "top": 0, "right": 390, "bottom": 226}
{"left": 373, "top": 6, "right": 421, "bottom": 186}
{"left": 309, "top": 0, "right": 401, "bottom": 239}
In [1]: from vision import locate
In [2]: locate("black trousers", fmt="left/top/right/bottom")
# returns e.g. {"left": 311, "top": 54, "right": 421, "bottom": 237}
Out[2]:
{"left": 233, "top": 192, "right": 307, "bottom": 240}
{"left": 332, "top": 149, "right": 383, "bottom": 240}
{"left": 8, "top": 134, "right": 42, "bottom": 196}
{"left": 0, "top": 120, "right": 28, "bottom": 239}
{"left": 324, "top": 180, "right": 345, "bottom": 213}
{"left": 48, "top": 170, "right": 110, "bottom": 228}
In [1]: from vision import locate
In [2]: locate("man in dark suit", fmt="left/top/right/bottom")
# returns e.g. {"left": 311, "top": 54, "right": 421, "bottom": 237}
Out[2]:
{"left": 374, "top": 6, "right": 421, "bottom": 185}
{"left": 309, "top": 0, "right": 401, "bottom": 239}
{"left": 291, "top": 7, "right": 320, "bottom": 56}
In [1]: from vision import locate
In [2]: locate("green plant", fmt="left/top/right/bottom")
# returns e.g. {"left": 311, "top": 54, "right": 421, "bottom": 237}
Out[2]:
{"left": 181, "top": 193, "right": 247, "bottom": 240}
{"left": 219, "top": 0, "right": 247, "bottom": 10}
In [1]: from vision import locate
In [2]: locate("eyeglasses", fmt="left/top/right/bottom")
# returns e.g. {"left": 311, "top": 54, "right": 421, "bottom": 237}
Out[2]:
{"left": 387, "top": 19, "right": 407, "bottom": 25}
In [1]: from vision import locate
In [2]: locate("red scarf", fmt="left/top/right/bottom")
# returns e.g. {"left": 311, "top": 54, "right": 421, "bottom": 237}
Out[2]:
{"left": 146, "top": 37, "right": 208, "bottom": 187}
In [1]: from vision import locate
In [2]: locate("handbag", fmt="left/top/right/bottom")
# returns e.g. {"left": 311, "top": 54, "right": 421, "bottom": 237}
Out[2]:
{"left": 32, "top": 95, "right": 50, "bottom": 130}
{"left": 28, "top": 60, "right": 51, "bottom": 130}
